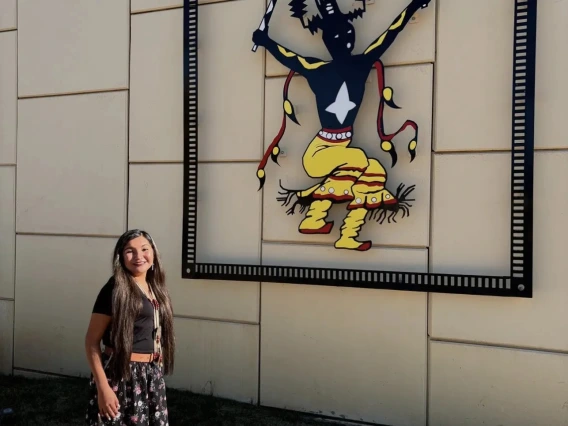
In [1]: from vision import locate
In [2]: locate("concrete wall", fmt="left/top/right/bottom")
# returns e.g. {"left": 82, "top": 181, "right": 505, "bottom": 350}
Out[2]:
{"left": 0, "top": 1, "right": 567, "bottom": 425}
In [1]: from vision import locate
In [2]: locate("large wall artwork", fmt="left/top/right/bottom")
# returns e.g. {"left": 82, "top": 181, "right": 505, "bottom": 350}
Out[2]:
{"left": 182, "top": 0, "right": 538, "bottom": 298}
{"left": 254, "top": 0, "right": 426, "bottom": 252}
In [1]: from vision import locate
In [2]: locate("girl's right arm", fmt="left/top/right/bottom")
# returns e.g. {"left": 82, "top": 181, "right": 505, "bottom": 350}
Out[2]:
{"left": 85, "top": 313, "right": 120, "bottom": 420}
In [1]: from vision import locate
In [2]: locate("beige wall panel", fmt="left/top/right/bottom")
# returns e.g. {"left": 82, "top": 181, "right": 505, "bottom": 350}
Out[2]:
{"left": 430, "top": 152, "right": 568, "bottom": 351}
{"left": 0, "top": 32, "right": 16, "bottom": 164}
{"left": 534, "top": 0, "right": 568, "bottom": 150}
{"left": 132, "top": 0, "right": 182, "bottom": 13}
{"left": 128, "top": 164, "right": 260, "bottom": 322}
{"left": 0, "top": 167, "right": 15, "bottom": 299}
{"left": 261, "top": 243, "right": 427, "bottom": 425}
{"left": 435, "top": 0, "right": 514, "bottom": 152}
{"left": 263, "top": 64, "right": 432, "bottom": 247}
{"left": 14, "top": 235, "right": 116, "bottom": 376}
{"left": 0, "top": 300, "right": 14, "bottom": 374}
{"left": 196, "top": 163, "right": 262, "bottom": 265}
{"left": 263, "top": 241, "right": 427, "bottom": 271}
{"left": 265, "top": 0, "right": 436, "bottom": 77}
{"left": 429, "top": 342, "right": 568, "bottom": 426}
{"left": 16, "top": 92, "right": 128, "bottom": 236}
{"left": 17, "top": 0, "right": 129, "bottom": 97}
{"left": 130, "top": 9, "right": 184, "bottom": 163}
{"left": 429, "top": 153, "right": 510, "bottom": 277}
{"left": 0, "top": 0, "right": 16, "bottom": 31}
{"left": 166, "top": 317, "right": 259, "bottom": 403}
{"left": 196, "top": 0, "right": 265, "bottom": 162}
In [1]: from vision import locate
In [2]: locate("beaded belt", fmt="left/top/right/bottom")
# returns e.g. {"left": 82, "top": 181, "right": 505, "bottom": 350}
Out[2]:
{"left": 317, "top": 126, "right": 353, "bottom": 142}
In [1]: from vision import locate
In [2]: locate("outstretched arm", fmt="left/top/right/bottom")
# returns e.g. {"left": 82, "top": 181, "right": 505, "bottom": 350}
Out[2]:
{"left": 253, "top": 29, "right": 328, "bottom": 76}
{"left": 363, "top": 0, "right": 431, "bottom": 63}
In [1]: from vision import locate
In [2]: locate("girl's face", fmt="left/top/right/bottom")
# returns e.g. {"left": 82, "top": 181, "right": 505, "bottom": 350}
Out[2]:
{"left": 123, "top": 236, "right": 154, "bottom": 278}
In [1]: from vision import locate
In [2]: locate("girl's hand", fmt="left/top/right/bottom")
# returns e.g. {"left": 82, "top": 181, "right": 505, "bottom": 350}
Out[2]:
{"left": 98, "top": 384, "right": 120, "bottom": 421}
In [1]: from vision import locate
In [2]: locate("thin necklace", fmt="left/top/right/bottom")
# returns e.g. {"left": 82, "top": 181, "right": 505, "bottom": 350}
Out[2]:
{"left": 134, "top": 279, "right": 163, "bottom": 364}
{"left": 134, "top": 280, "right": 152, "bottom": 300}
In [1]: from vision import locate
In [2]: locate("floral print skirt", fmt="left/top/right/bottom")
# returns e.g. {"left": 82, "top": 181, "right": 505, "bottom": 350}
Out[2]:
{"left": 86, "top": 353, "right": 169, "bottom": 425}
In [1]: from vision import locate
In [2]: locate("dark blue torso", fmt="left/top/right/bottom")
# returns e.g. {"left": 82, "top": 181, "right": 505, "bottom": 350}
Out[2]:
{"left": 305, "top": 54, "right": 372, "bottom": 130}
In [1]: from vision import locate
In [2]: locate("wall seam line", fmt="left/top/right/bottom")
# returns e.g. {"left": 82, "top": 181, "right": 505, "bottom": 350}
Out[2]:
{"left": 130, "top": 160, "right": 263, "bottom": 164}
{"left": 12, "top": 1, "right": 18, "bottom": 375}
{"left": 18, "top": 87, "right": 129, "bottom": 100}
{"left": 257, "top": 32, "right": 268, "bottom": 408}
{"left": 434, "top": 147, "right": 568, "bottom": 155}
{"left": 425, "top": 1, "right": 441, "bottom": 423}
{"left": 131, "top": 5, "right": 183, "bottom": 15}
{"left": 173, "top": 314, "right": 259, "bottom": 326}
{"left": 129, "top": 161, "right": 184, "bottom": 165}
{"left": 197, "top": 159, "right": 262, "bottom": 164}
{"left": 126, "top": 0, "right": 132, "bottom": 232}
{"left": 430, "top": 338, "right": 568, "bottom": 356}
{"left": 262, "top": 240, "right": 428, "bottom": 250}
{"left": 265, "top": 60, "right": 435, "bottom": 80}
{"left": 16, "top": 232, "right": 123, "bottom": 238}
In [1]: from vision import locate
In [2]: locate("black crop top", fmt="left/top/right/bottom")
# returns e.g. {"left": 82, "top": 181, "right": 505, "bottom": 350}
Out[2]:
{"left": 92, "top": 278, "right": 155, "bottom": 354}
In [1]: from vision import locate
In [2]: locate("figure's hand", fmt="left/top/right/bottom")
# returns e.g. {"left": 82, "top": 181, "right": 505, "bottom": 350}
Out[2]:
{"left": 252, "top": 29, "right": 269, "bottom": 47}
{"left": 413, "top": 0, "right": 431, "bottom": 8}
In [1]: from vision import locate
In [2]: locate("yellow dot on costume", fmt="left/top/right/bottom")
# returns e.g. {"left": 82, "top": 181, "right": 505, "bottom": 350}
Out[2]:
{"left": 409, "top": 140, "right": 417, "bottom": 151}
{"left": 283, "top": 100, "right": 293, "bottom": 115}
{"left": 381, "top": 141, "right": 392, "bottom": 151}
{"left": 257, "top": 169, "right": 265, "bottom": 179}
{"left": 383, "top": 87, "right": 393, "bottom": 101}
{"left": 272, "top": 146, "right": 280, "bottom": 156}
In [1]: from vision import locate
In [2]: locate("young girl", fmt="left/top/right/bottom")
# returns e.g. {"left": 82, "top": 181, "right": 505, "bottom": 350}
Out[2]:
{"left": 84, "top": 229, "right": 176, "bottom": 425}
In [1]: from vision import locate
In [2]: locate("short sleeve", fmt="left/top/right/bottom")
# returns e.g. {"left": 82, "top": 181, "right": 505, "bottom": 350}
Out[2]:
{"left": 92, "top": 279, "right": 114, "bottom": 316}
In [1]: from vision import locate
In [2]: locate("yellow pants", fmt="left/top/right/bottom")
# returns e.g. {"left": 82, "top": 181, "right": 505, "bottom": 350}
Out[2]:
{"left": 297, "top": 134, "right": 396, "bottom": 250}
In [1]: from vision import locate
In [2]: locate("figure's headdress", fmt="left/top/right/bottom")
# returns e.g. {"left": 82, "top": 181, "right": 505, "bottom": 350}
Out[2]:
{"left": 289, "top": 0, "right": 366, "bottom": 34}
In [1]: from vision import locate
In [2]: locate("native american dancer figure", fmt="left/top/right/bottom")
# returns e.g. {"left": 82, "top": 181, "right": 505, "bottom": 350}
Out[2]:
{"left": 253, "top": 0, "right": 430, "bottom": 251}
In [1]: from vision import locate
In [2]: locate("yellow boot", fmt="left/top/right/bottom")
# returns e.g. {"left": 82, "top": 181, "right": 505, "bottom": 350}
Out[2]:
{"left": 335, "top": 208, "right": 372, "bottom": 251}
{"left": 299, "top": 200, "right": 334, "bottom": 234}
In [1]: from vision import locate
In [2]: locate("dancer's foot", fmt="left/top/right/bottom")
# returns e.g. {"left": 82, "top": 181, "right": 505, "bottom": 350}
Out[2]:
{"left": 334, "top": 237, "right": 372, "bottom": 251}
{"left": 299, "top": 221, "right": 334, "bottom": 235}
